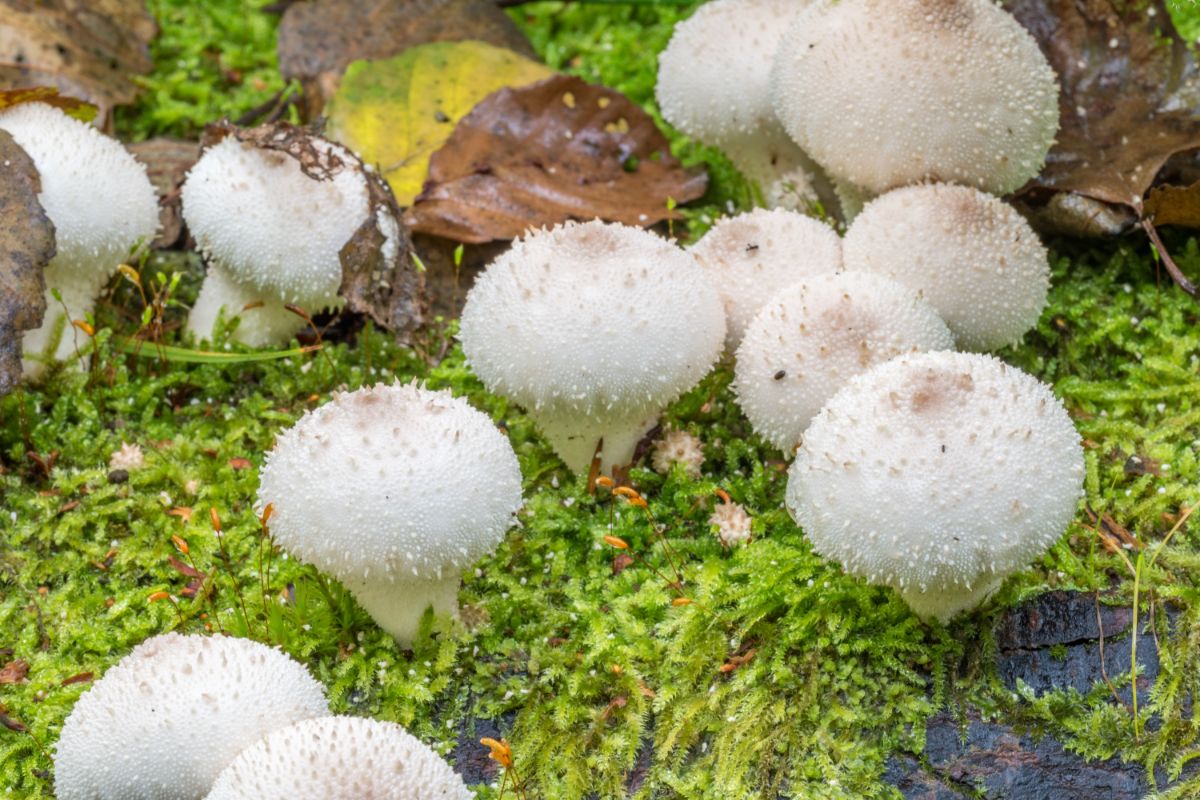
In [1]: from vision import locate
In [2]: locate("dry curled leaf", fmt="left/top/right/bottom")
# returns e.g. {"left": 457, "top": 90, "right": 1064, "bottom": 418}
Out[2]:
{"left": 1143, "top": 179, "right": 1200, "bottom": 228}
{"left": 278, "top": 0, "right": 536, "bottom": 118}
{"left": 404, "top": 75, "right": 708, "bottom": 244}
{"left": 1008, "top": 0, "right": 1200, "bottom": 235}
{"left": 126, "top": 138, "right": 200, "bottom": 249}
{"left": 0, "top": 0, "right": 155, "bottom": 125}
{"left": 0, "top": 130, "right": 54, "bottom": 397}
{"left": 0, "top": 658, "right": 30, "bottom": 684}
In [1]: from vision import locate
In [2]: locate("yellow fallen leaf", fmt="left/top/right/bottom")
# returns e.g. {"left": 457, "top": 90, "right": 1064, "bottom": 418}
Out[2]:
{"left": 325, "top": 41, "right": 553, "bottom": 205}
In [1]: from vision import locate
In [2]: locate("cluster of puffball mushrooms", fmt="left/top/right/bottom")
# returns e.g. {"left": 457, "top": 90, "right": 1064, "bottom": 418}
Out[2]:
{"left": 27, "top": 0, "right": 1092, "bottom": 794}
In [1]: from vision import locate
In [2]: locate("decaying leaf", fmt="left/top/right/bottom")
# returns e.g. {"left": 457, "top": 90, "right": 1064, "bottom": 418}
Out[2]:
{"left": 339, "top": 164, "right": 425, "bottom": 338}
{"left": 0, "top": 130, "right": 54, "bottom": 397}
{"left": 0, "top": 658, "right": 29, "bottom": 684}
{"left": 1007, "top": 0, "right": 1200, "bottom": 235}
{"left": 0, "top": 0, "right": 156, "bottom": 125}
{"left": 1144, "top": 179, "right": 1200, "bottom": 228}
{"left": 324, "top": 40, "right": 555, "bottom": 206}
{"left": 278, "top": 0, "right": 536, "bottom": 118}
{"left": 0, "top": 86, "right": 97, "bottom": 123}
{"left": 126, "top": 138, "right": 200, "bottom": 249}
{"left": 403, "top": 75, "right": 708, "bottom": 244}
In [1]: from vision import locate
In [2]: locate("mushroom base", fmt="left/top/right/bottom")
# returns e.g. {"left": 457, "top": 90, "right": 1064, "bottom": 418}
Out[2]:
{"left": 723, "top": 128, "right": 830, "bottom": 214}
{"left": 897, "top": 575, "right": 1006, "bottom": 624}
{"left": 187, "top": 265, "right": 319, "bottom": 348}
{"left": 535, "top": 410, "right": 659, "bottom": 475}
{"left": 345, "top": 573, "right": 462, "bottom": 647}
{"left": 22, "top": 262, "right": 109, "bottom": 379}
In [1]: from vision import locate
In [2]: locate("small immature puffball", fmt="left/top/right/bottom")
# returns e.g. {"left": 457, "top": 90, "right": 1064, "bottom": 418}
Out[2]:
{"left": 54, "top": 633, "right": 329, "bottom": 800}
{"left": 652, "top": 429, "right": 705, "bottom": 479}
{"left": 734, "top": 272, "right": 953, "bottom": 453}
{"left": 108, "top": 442, "right": 144, "bottom": 471}
{"left": 843, "top": 184, "right": 1051, "bottom": 351}
{"left": 771, "top": 0, "right": 1060, "bottom": 195}
{"left": 182, "top": 135, "right": 394, "bottom": 346}
{"left": 690, "top": 208, "right": 842, "bottom": 349}
{"left": 656, "top": 0, "right": 825, "bottom": 209}
{"left": 257, "top": 383, "right": 523, "bottom": 645}
{"left": 460, "top": 221, "right": 725, "bottom": 474}
{"left": 205, "top": 717, "right": 471, "bottom": 800}
{"left": 0, "top": 102, "right": 158, "bottom": 377}
{"left": 710, "top": 500, "right": 752, "bottom": 547}
{"left": 786, "top": 351, "right": 1084, "bottom": 622}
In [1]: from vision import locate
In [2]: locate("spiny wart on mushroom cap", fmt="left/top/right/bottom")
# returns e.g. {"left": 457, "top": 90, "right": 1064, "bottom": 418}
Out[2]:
{"left": 0, "top": 102, "right": 158, "bottom": 377}
{"left": 256, "top": 382, "right": 523, "bottom": 645}
{"left": 656, "top": 0, "right": 827, "bottom": 210}
{"left": 842, "top": 183, "right": 1051, "bottom": 352}
{"left": 181, "top": 130, "right": 401, "bottom": 346}
{"left": 205, "top": 717, "right": 472, "bottom": 800}
{"left": 460, "top": 220, "right": 725, "bottom": 474}
{"left": 690, "top": 208, "right": 842, "bottom": 350}
{"left": 734, "top": 272, "right": 953, "bottom": 453}
{"left": 786, "top": 351, "right": 1084, "bottom": 622}
{"left": 771, "top": 0, "right": 1060, "bottom": 196}
{"left": 53, "top": 633, "right": 329, "bottom": 800}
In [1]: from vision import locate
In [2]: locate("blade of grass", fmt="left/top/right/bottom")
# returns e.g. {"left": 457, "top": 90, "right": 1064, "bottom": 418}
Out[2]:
{"left": 115, "top": 338, "right": 321, "bottom": 364}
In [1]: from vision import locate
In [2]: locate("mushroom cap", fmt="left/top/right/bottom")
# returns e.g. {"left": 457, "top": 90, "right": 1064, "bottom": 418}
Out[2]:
{"left": 771, "top": 0, "right": 1060, "bottom": 195}
{"left": 656, "top": 0, "right": 811, "bottom": 149}
{"left": 53, "top": 633, "right": 329, "bottom": 800}
{"left": 205, "top": 717, "right": 472, "bottom": 800}
{"left": 734, "top": 272, "right": 953, "bottom": 452}
{"left": 842, "top": 183, "right": 1050, "bottom": 351}
{"left": 690, "top": 208, "right": 842, "bottom": 349}
{"left": 786, "top": 351, "right": 1084, "bottom": 621}
{"left": 181, "top": 136, "right": 370, "bottom": 310}
{"left": 0, "top": 102, "right": 158, "bottom": 277}
{"left": 256, "top": 383, "right": 523, "bottom": 585}
{"left": 459, "top": 220, "right": 725, "bottom": 424}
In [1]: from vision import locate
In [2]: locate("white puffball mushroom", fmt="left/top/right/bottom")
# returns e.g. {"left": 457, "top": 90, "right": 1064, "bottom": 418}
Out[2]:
{"left": 734, "top": 272, "right": 953, "bottom": 453}
{"left": 656, "top": 0, "right": 825, "bottom": 210}
{"left": 205, "top": 717, "right": 471, "bottom": 800}
{"left": 786, "top": 351, "right": 1084, "bottom": 622}
{"left": 652, "top": 429, "right": 705, "bottom": 479}
{"left": 53, "top": 633, "right": 329, "bottom": 800}
{"left": 0, "top": 102, "right": 158, "bottom": 377}
{"left": 771, "top": 0, "right": 1060, "bottom": 195}
{"left": 257, "top": 383, "right": 523, "bottom": 646}
{"left": 181, "top": 134, "right": 394, "bottom": 346}
{"left": 843, "top": 184, "right": 1051, "bottom": 351}
{"left": 690, "top": 208, "right": 842, "bottom": 349}
{"left": 460, "top": 221, "right": 725, "bottom": 474}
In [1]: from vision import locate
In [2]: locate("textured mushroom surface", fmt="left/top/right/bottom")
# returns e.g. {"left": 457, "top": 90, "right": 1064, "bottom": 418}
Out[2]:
{"left": 771, "top": 0, "right": 1060, "bottom": 195}
{"left": 182, "top": 134, "right": 388, "bottom": 345}
{"left": 460, "top": 220, "right": 725, "bottom": 473}
{"left": 205, "top": 716, "right": 472, "bottom": 800}
{"left": 786, "top": 352, "right": 1084, "bottom": 622}
{"left": 0, "top": 102, "right": 158, "bottom": 374}
{"left": 690, "top": 208, "right": 842, "bottom": 349}
{"left": 734, "top": 272, "right": 953, "bottom": 452}
{"left": 656, "top": 0, "right": 822, "bottom": 209}
{"left": 842, "top": 184, "right": 1050, "bottom": 351}
{"left": 53, "top": 633, "right": 329, "bottom": 800}
{"left": 257, "top": 382, "right": 523, "bottom": 642}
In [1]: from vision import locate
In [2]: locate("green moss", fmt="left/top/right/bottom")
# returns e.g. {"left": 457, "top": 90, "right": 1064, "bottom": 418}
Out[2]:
{"left": 4, "top": 3, "right": 1200, "bottom": 799}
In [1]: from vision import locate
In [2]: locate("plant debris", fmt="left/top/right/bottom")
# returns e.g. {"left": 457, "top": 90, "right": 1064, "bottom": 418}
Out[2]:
{"left": 404, "top": 75, "right": 707, "bottom": 243}
{"left": 277, "top": 0, "right": 536, "bottom": 118}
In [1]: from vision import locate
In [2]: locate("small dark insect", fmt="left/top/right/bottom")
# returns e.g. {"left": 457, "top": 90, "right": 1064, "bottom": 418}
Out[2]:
{"left": 746, "top": 243, "right": 760, "bottom": 253}
{"left": 940, "top": 444, "right": 946, "bottom": 453}
{"left": 773, "top": 370, "right": 786, "bottom": 381}
{"left": 434, "top": 110, "right": 450, "bottom": 123}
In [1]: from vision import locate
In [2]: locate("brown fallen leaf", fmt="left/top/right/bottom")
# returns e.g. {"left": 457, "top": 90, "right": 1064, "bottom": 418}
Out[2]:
{"left": 1144, "top": 179, "right": 1200, "bottom": 229}
{"left": 1008, "top": 0, "right": 1200, "bottom": 236}
{"left": 0, "top": 130, "right": 54, "bottom": 398}
{"left": 228, "top": 458, "right": 252, "bottom": 470}
{"left": 0, "top": 658, "right": 30, "bottom": 684}
{"left": 0, "top": 0, "right": 156, "bottom": 126}
{"left": 61, "top": 672, "right": 93, "bottom": 686}
{"left": 404, "top": 75, "right": 708, "bottom": 244}
{"left": 0, "top": 709, "right": 26, "bottom": 732}
{"left": 278, "top": 0, "right": 536, "bottom": 118}
{"left": 126, "top": 139, "right": 201, "bottom": 249}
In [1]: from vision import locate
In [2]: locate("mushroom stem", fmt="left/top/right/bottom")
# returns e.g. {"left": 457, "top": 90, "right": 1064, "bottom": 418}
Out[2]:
{"left": 345, "top": 573, "right": 463, "bottom": 646}
{"left": 723, "top": 130, "right": 829, "bottom": 212}
{"left": 899, "top": 576, "right": 1005, "bottom": 624}
{"left": 187, "top": 265, "right": 308, "bottom": 347}
{"left": 21, "top": 263, "right": 109, "bottom": 378}
{"left": 535, "top": 411, "right": 658, "bottom": 475}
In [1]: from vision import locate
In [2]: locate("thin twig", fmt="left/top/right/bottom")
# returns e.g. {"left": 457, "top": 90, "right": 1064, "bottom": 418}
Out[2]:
{"left": 1141, "top": 218, "right": 1198, "bottom": 297}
